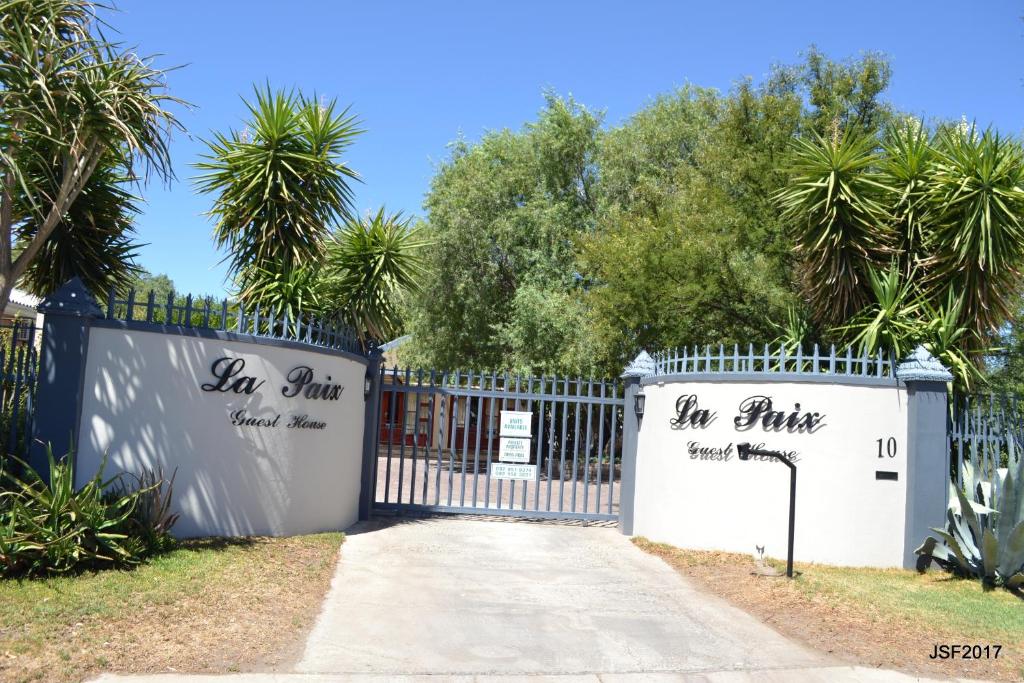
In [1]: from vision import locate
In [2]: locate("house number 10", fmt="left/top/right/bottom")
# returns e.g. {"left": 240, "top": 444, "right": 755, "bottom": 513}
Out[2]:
{"left": 876, "top": 437, "right": 897, "bottom": 458}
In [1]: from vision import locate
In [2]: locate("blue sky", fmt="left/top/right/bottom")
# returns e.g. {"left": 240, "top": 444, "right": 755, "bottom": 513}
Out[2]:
{"left": 106, "top": 1, "right": 1024, "bottom": 297}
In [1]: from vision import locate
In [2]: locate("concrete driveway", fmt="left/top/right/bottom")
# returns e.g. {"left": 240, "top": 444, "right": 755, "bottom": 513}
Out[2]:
{"left": 299, "top": 516, "right": 824, "bottom": 676}
{"left": 94, "top": 516, "right": 982, "bottom": 682}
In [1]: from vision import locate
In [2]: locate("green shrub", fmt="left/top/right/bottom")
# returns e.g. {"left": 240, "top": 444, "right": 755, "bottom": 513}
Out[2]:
{"left": 916, "top": 453, "right": 1024, "bottom": 590}
{"left": 0, "top": 447, "right": 178, "bottom": 577}
{"left": 107, "top": 466, "right": 179, "bottom": 554}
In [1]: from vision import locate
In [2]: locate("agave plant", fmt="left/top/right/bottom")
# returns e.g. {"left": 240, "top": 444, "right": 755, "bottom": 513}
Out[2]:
{"left": 0, "top": 447, "right": 175, "bottom": 576}
{"left": 916, "top": 452, "right": 1024, "bottom": 590}
{"left": 107, "top": 465, "right": 179, "bottom": 554}
{"left": 0, "top": 448, "right": 137, "bottom": 575}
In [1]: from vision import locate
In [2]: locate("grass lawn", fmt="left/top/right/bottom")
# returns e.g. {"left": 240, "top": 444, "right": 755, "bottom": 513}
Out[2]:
{"left": 0, "top": 533, "right": 343, "bottom": 683}
{"left": 635, "top": 538, "right": 1024, "bottom": 681}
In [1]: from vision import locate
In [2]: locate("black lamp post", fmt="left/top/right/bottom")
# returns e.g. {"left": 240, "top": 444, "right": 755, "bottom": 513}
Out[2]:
{"left": 736, "top": 442, "right": 797, "bottom": 578}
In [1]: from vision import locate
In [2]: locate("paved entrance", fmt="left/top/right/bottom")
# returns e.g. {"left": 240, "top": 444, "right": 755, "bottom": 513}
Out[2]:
{"left": 299, "top": 516, "right": 825, "bottom": 677}
{"left": 92, "top": 516, "right": 976, "bottom": 682}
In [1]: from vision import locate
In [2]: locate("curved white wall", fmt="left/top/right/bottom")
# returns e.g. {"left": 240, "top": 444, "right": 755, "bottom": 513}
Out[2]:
{"left": 632, "top": 378, "right": 909, "bottom": 567}
{"left": 75, "top": 326, "right": 368, "bottom": 538}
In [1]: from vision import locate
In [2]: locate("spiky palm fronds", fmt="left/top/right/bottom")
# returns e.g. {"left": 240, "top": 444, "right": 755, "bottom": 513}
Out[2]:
{"left": 16, "top": 157, "right": 142, "bottom": 297}
{"left": 775, "top": 130, "right": 894, "bottom": 326}
{"left": 322, "top": 209, "right": 428, "bottom": 344}
{"left": 925, "top": 126, "right": 1024, "bottom": 344}
{"left": 0, "top": 0, "right": 182, "bottom": 305}
{"left": 194, "top": 86, "right": 362, "bottom": 278}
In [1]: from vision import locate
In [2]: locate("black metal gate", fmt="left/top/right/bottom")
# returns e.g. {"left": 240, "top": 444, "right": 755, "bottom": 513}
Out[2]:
{"left": 371, "top": 367, "right": 625, "bottom": 522}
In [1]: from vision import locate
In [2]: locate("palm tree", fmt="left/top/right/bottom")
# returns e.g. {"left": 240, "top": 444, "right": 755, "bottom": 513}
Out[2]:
{"left": 774, "top": 129, "right": 893, "bottom": 327}
{"left": 18, "top": 156, "right": 143, "bottom": 297}
{"left": 194, "top": 86, "right": 362, "bottom": 281}
{"left": 197, "top": 88, "right": 428, "bottom": 348}
{"left": 775, "top": 120, "right": 1024, "bottom": 383}
{"left": 0, "top": 0, "right": 182, "bottom": 310}
{"left": 322, "top": 209, "right": 428, "bottom": 345}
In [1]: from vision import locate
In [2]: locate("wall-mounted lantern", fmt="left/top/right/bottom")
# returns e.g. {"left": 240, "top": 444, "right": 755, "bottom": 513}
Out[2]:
{"left": 364, "top": 375, "right": 373, "bottom": 400}
{"left": 634, "top": 390, "right": 646, "bottom": 419}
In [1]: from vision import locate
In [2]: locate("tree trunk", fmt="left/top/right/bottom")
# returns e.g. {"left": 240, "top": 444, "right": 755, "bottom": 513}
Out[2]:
{"left": 0, "top": 271, "right": 15, "bottom": 324}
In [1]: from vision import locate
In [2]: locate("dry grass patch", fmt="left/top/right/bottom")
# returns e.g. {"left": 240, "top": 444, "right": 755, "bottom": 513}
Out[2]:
{"left": 635, "top": 538, "right": 1024, "bottom": 681}
{"left": 0, "top": 533, "right": 343, "bottom": 683}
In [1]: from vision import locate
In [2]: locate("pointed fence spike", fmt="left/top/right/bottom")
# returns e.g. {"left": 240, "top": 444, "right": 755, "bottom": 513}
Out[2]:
{"left": 165, "top": 291, "right": 175, "bottom": 325}
{"left": 125, "top": 288, "right": 136, "bottom": 322}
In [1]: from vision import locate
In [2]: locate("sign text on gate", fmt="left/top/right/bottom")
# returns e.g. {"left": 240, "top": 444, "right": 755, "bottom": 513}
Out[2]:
{"left": 497, "top": 410, "right": 536, "bottom": 479}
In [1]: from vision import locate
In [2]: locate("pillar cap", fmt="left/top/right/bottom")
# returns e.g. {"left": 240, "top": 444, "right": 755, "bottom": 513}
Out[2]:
{"left": 896, "top": 345, "right": 953, "bottom": 383}
{"left": 37, "top": 278, "right": 103, "bottom": 317}
{"left": 622, "top": 350, "right": 656, "bottom": 379}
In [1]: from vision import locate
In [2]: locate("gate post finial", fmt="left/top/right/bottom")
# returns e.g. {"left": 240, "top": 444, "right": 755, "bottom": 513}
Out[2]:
{"left": 622, "top": 350, "right": 655, "bottom": 379}
{"left": 896, "top": 345, "right": 953, "bottom": 383}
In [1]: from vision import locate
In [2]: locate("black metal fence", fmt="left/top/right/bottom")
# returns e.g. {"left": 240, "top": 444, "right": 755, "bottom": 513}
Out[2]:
{"left": 0, "top": 321, "right": 39, "bottom": 460}
{"left": 950, "top": 392, "right": 1024, "bottom": 483}
{"left": 104, "top": 286, "right": 363, "bottom": 356}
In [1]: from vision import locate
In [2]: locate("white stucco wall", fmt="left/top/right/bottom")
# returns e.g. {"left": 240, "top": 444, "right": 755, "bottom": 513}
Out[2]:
{"left": 632, "top": 378, "right": 909, "bottom": 567}
{"left": 76, "top": 326, "right": 368, "bottom": 538}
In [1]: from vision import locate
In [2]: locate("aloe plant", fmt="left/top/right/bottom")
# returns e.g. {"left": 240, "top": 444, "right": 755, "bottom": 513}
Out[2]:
{"left": 0, "top": 447, "right": 176, "bottom": 576}
{"left": 916, "top": 451, "right": 1024, "bottom": 590}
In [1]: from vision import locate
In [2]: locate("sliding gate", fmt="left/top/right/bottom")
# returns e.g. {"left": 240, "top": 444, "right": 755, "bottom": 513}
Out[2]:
{"left": 371, "top": 368, "right": 625, "bottom": 521}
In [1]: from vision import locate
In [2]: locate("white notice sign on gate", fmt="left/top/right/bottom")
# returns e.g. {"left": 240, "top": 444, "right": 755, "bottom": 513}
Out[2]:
{"left": 499, "top": 410, "right": 532, "bottom": 437}
{"left": 491, "top": 463, "right": 536, "bottom": 480}
{"left": 499, "top": 437, "right": 531, "bottom": 463}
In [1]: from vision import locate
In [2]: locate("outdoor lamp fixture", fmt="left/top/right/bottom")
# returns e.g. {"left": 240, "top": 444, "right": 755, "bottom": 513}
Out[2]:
{"left": 363, "top": 375, "right": 372, "bottom": 400}
{"left": 736, "top": 442, "right": 797, "bottom": 579}
{"left": 634, "top": 390, "right": 645, "bottom": 419}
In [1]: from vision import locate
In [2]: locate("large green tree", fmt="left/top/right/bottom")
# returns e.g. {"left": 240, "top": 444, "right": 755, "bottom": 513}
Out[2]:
{"left": 402, "top": 94, "right": 602, "bottom": 373}
{"left": 0, "top": 0, "right": 181, "bottom": 307}
{"left": 404, "top": 51, "right": 897, "bottom": 376}
{"left": 582, "top": 49, "right": 893, "bottom": 372}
